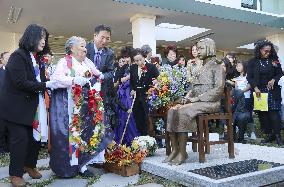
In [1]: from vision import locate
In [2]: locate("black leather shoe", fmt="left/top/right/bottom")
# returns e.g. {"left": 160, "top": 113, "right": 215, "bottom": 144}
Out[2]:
{"left": 275, "top": 134, "right": 283, "bottom": 146}
{"left": 261, "top": 134, "right": 275, "bottom": 143}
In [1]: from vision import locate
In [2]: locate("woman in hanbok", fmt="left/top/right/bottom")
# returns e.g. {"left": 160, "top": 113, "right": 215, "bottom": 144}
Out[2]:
{"left": 114, "top": 47, "right": 140, "bottom": 145}
{"left": 49, "top": 36, "right": 113, "bottom": 177}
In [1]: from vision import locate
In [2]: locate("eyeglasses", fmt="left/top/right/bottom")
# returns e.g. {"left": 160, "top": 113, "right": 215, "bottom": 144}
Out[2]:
{"left": 261, "top": 49, "right": 271, "bottom": 54}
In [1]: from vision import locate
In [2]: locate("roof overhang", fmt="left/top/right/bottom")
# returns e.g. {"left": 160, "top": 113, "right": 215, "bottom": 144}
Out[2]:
{"left": 115, "top": 0, "right": 284, "bottom": 29}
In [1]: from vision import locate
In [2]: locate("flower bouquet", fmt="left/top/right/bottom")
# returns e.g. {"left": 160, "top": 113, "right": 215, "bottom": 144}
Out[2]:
{"left": 133, "top": 136, "right": 158, "bottom": 156}
{"left": 104, "top": 140, "right": 147, "bottom": 176}
{"left": 147, "top": 64, "right": 187, "bottom": 111}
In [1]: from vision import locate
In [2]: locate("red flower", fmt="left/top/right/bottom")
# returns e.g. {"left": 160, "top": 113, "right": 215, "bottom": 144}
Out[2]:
{"left": 33, "top": 120, "right": 39, "bottom": 130}
{"left": 42, "top": 56, "right": 49, "bottom": 63}
{"left": 141, "top": 65, "right": 148, "bottom": 73}
{"left": 73, "top": 85, "right": 82, "bottom": 96}
{"left": 73, "top": 115, "right": 79, "bottom": 125}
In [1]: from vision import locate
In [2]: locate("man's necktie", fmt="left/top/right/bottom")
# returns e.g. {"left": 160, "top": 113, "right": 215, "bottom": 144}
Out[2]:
{"left": 95, "top": 52, "right": 101, "bottom": 69}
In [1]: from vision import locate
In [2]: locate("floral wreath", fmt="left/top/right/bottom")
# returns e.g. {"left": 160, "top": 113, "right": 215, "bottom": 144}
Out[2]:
{"left": 66, "top": 55, "right": 105, "bottom": 160}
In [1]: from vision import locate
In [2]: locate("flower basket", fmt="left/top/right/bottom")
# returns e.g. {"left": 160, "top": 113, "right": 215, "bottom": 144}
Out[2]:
{"left": 104, "top": 162, "right": 140, "bottom": 177}
{"left": 104, "top": 141, "right": 147, "bottom": 176}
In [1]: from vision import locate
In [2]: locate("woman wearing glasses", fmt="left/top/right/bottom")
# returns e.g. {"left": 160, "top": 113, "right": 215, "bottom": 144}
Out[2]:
{"left": 247, "top": 40, "right": 283, "bottom": 145}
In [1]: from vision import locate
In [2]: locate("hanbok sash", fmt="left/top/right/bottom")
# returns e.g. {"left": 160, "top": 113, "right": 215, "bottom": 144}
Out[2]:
{"left": 31, "top": 53, "right": 48, "bottom": 142}
{"left": 65, "top": 55, "right": 79, "bottom": 166}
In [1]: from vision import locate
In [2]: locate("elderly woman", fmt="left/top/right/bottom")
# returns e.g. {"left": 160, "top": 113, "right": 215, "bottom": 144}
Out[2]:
{"left": 49, "top": 36, "right": 113, "bottom": 178}
{"left": 164, "top": 38, "right": 225, "bottom": 165}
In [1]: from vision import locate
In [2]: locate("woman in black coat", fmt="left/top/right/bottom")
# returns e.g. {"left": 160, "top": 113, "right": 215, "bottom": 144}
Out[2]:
{"left": 0, "top": 24, "right": 55, "bottom": 187}
{"left": 247, "top": 40, "right": 283, "bottom": 145}
{"left": 130, "top": 48, "right": 159, "bottom": 135}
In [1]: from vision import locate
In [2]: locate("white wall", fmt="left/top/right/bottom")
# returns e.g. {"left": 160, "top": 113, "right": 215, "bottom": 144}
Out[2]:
{"left": 267, "top": 34, "right": 284, "bottom": 69}
{"left": 261, "top": 0, "right": 279, "bottom": 14}
{"left": 279, "top": 0, "right": 284, "bottom": 14}
{"left": 0, "top": 31, "right": 22, "bottom": 53}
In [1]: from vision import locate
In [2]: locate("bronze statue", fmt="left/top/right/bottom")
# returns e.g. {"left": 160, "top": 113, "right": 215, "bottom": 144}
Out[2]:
{"left": 164, "top": 38, "right": 225, "bottom": 165}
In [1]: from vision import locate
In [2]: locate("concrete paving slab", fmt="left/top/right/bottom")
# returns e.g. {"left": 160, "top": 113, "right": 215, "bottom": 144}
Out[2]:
{"left": 91, "top": 173, "right": 139, "bottom": 187}
{"left": 47, "top": 178, "right": 88, "bottom": 187}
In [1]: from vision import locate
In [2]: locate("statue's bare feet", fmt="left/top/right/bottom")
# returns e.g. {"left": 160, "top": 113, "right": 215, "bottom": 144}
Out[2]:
{"left": 162, "top": 150, "right": 178, "bottom": 163}
{"left": 171, "top": 152, "right": 188, "bottom": 165}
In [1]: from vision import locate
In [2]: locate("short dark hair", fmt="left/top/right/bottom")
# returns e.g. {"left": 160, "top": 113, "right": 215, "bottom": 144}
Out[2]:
{"left": 164, "top": 45, "right": 177, "bottom": 57}
{"left": 120, "top": 46, "right": 133, "bottom": 58}
{"left": 130, "top": 48, "right": 143, "bottom": 61}
{"left": 226, "top": 53, "right": 236, "bottom": 59}
{"left": 178, "top": 55, "right": 186, "bottom": 61}
{"left": 95, "top": 24, "right": 112, "bottom": 35}
{"left": 19, "top": 24, "right": 50, "bottom": 55}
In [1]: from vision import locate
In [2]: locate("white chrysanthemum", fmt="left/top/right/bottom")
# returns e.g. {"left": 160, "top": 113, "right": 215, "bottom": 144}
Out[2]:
{"left": 73, "top": 131, "right": 79, "bottom": 137}
{"left": 73, "top": 107, "right": 80, "bottom": 114}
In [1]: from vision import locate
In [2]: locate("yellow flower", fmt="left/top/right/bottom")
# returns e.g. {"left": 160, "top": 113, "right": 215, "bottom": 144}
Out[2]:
{"left": 131, "top": 141, "right": 139, "bottom": 150}
{"left": 89, "top": 133, "right": 99, "bottom": 146}
{"left": 161, "top": 77, "right": 168, "bottom": 83}
{"left": 108, "top": 140, "right": 117, "bottom": 149}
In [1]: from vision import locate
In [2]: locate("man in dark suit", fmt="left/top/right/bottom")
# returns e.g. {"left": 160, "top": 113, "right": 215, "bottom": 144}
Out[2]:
{"left": 0, "top": 52, "right": 10, "bottom": 154}
{"left": 86, "top": 25, "right": 116, "bottom": 128}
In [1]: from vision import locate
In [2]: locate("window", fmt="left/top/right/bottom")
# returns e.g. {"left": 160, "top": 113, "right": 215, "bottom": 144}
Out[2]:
{"left": 241, "top": 0, "right": 257, "bottom": 10}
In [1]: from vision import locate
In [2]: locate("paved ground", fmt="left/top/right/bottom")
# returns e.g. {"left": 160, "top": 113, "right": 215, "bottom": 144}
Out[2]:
{"left": 0, "top": 158, "right": 161, "bottom": 187}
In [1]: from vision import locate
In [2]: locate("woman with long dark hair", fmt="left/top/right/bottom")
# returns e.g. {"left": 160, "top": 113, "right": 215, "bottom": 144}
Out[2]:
{"left": 0, "top": 24, "right": 56, "bottom": 187}
{"left": 187, "top": 44, "right": 203, "bottom": 85}
{"left": 247, "top": 40, "right": 283, "bottom": 145}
